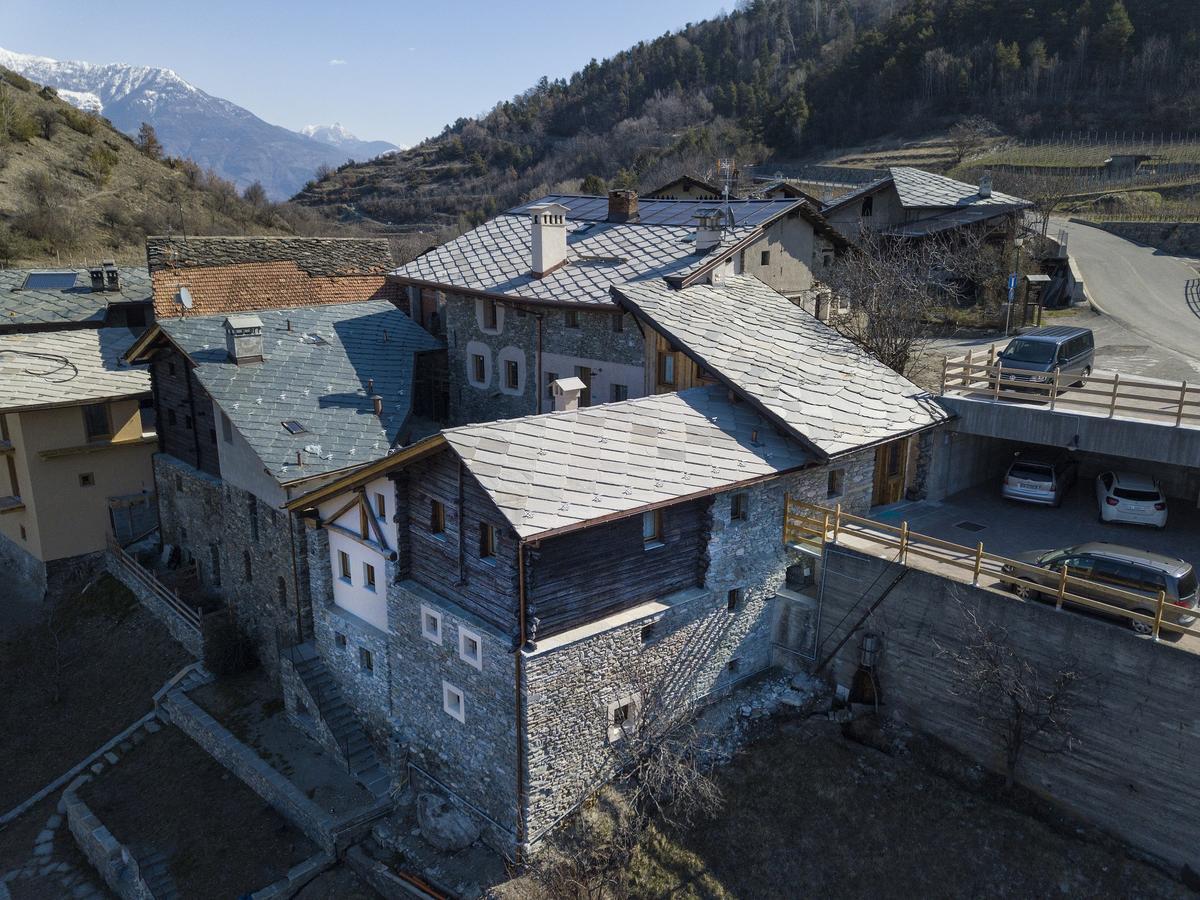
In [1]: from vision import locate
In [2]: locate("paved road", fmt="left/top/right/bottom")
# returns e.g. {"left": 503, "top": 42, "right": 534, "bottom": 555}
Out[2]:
{"left": 1052, "top": 217, "right": 1200, "bottom": 372}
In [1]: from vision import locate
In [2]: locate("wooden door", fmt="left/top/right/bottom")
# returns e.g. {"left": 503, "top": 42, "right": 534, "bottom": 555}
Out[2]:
{"left": 872, "top": 438, "right": 908, "bottom": 507}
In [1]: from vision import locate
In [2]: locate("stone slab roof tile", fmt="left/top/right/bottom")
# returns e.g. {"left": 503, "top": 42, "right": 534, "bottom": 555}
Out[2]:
{"left": 0, "top": 267, "right": 151, "bottom": 329}
{"left": 0, "top": 327, "right": 149, "bottom": 412}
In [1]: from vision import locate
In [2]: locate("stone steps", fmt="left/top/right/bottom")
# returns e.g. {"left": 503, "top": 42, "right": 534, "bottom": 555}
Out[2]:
{"left": 135, "top": 850, "right": 178, "bottom": 900}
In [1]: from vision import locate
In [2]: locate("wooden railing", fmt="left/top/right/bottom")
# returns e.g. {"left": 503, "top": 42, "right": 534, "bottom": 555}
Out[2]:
{"left": 939, "top": 348, "right": 1200, "bottom": 427}
{"left": 107, "top": 536, "right": 203, "bottom": 633}
{"left": 783, "top": 496, "right": 1199, "bottom": 642}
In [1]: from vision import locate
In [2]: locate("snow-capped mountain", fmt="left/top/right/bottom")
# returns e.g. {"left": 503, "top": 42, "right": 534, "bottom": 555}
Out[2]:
{"left": 0, "top": 47, "right": 394, "bottom": 200}
{"left": 301, "top": 123, "right": 399, "bottom": 161}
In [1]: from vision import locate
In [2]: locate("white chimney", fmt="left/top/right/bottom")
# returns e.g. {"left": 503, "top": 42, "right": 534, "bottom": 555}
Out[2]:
{"left": 551, "top": 376, "right": 587, "bottom": 412}
{"left": 528, "top": 202, "right": 570, "bottom": 278}
{"left": 224, "top": 314, "right": 264, "bottom": 365}
{"left": 979, "top": 172, "right": 993, "bottom": 199}
{"left": 693, "top": 208, "right": 724, "bottom": 252}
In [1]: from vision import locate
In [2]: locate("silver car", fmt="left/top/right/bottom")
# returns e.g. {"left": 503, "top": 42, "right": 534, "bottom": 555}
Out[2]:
{"left": 1001, "top": 448, "right": 1077, "bottom": 507}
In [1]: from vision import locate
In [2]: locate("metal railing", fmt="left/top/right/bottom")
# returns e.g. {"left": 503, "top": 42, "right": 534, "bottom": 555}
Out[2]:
{"left": 107, "top": 535, "right": 203, "bottom": 633}
{"left": 940, "top": 349, "right": 1200, "bottom": 428}
{"left": 783, "top": 496, "right": 1198, "bottom": 643}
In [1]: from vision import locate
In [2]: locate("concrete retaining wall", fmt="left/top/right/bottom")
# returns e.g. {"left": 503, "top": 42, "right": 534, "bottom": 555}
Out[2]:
{"left": 1077, "top": 220, "right": 1200, "bottom": 257}
{"left": 65, "top": 792, "right": 155, "bottom": 900}
{"left": 818, "top": 546, "right": 1200, "bottom": 873}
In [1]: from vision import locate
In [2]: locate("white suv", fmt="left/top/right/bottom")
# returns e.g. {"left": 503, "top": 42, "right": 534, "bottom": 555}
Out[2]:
{"left": 1095, "top": 471, "right": 1167, "bottom": 529}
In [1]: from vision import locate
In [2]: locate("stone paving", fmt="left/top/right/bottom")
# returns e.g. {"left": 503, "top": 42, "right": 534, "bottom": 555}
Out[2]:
{"left": 0, "top": 715, "right": 168, "bottom": 899}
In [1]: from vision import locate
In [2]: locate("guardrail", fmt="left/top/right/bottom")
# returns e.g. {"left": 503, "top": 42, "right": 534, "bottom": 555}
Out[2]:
{"left": 106, "top": 535, "right": 203, "bottom": 633}
{"left": 940, "top": 348, "right": 1200, "bottom": 427}
{"left": 783, "top": 496, "right": 1199, "bottom": 642}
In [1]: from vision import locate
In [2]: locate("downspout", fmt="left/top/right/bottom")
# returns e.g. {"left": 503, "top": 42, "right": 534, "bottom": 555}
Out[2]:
{"left": 535, "top": 313, "right": 544, "bottom": 415}
{"left": 514, "top": 541, "right": 528, "bottom": 861}
{"left": 287, "top": 509, "right": 304, "bottom": 644}
{"left": 456, "top": 461, "right": 466, "bottom": 586}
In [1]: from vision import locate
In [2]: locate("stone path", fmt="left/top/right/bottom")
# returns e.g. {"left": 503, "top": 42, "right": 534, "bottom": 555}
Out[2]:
{"left": 0, "top": 715, "right": 165, "bottom": 899}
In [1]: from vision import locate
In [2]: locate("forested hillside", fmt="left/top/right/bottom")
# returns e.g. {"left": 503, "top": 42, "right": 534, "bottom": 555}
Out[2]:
{"left": 295, "top": 0, "right": 1200, "bottom": 233}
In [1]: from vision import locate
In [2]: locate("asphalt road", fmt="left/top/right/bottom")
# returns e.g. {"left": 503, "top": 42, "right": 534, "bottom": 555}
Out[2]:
{"left": 1052, "top": 217, "right": 1200, "bottom": 373}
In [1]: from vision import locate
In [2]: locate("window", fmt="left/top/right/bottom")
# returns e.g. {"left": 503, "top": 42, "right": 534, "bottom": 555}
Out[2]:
{"left": 221, "top": 411, "right": 233, "bottom": 443}
{"left": 727, "top": 588, "right": 743, "bottom": 612}
{"left": 574, "top": 366, "right": 592, "bottom": 407}
{"left": 6, "top": 456, "right": 18, "bottom": 498}
{"left": 610, "top": 383, "right": 628, "bottom": 403}
{"left": 277, "top": 576, "right": 288, "bottom": 609}
{"left": 478, "top": 522, "right": 496, "bottom": 560}
{"left": 78, "top": 472, "right": 95, "bottom": 488}
{"left": 612, "top": 312, "right": 624, "bottom": 333}
{"left": 359, "top": 503, "right": 370, "bottom": 540}
{"left": 430, "top": 499, "right": 446, "bottom": 535}
{"left": 482, "top": 299, "right": 498, "bottom": 331}
{"left": 471, "top": 353, "right": 486, "bottom": 384}
{"left": 727, "top": 657, "right": 741, "bottom": 674}
{"left": 565, "top": 309, "right": 580, "bottom": 328}
{"left": 364, "top": 562, "right": 377, "bottom": 591}
{"left": 640, "top": 621, "right": 657, "bottom": 643}
{"left": 138, "top": 398, "right": 156, "bottom": 436}
{"left": 338, "top": 550, "right": 352, "bottom": 583}
{"left": 82, "top": 403, "right": 111, "bottom": 441}
{"left": 243, "top": 550, "right": 253, "bottom": 583}
{"left": 760, "top": 250, "right": 771, "bottom": 266}
{"left": 504, "top": 359, "right": 519, "bottom": 390}
{"left": 458, "top": 627, "right": 483, "bottom": 670}
{"left": 19, "top": 524, "right": 26, "bottom": 540}
{"left": 282, "top": 420, "right": 307, "bottom": 435}
{"left": 443, "top": 681, "right": 465, "bottom": 722}
{"left": 642, "top": 509, "right": 663, "bottom": 547}
{"left": 335, "top": 632, "right": 347, "bottom": 648}
{"left": 658, "top": 350, "right": 676, "bottom": 386}
{"left": 861, "top": 196, "right": 873, "bottom": 217}
{"left": 827, "top": 469, "right": 845, "bottom": 499}
{"left": 359, "top": 647, "right": 373, "bottom": 673}
{"left": 607, "top": 694, "right": 641, "bottom": 743}
{"left": 421, "top": 605, "right": 443, "bottom": 643}
{"left": 374, "top": 492, "right": 386, "bottom": 519}
{"left": 545, "top": 371, "right": 559, "bottom": 399}
{"left": 730, "top": 491, "right": 749, "bottom": 521}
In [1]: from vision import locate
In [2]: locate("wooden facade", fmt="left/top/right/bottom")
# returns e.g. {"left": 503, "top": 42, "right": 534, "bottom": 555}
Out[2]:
{"left": 150, "top": 346, "right": 222, "bottom": 478}
{"left": 644, "top": 326, "right": 715, "bottom": 396}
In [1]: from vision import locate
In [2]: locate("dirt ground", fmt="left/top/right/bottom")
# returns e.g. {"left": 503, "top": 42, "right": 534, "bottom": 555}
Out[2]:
{"left": 78, "top": 723, "right": 317, "bottom": 897}
{"left": 619, "top": 716, "right": 1188, "bottom": 899}
{"left": 0, "top": 574, "right": 190, "bottom": 812}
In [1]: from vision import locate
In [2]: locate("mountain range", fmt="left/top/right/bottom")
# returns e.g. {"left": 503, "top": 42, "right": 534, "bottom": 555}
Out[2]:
{"left": 0, "top": 47, "right": 398, "bottom": 200}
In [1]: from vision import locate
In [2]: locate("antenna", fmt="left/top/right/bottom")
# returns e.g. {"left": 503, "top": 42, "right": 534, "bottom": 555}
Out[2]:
{"left": 717, "top": 157, "right": 736, "bottom": 229}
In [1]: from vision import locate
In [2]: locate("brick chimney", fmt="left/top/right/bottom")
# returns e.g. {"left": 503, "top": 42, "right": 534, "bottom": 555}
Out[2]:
{"left": 551, "top": 376, "right": 587, "bottom": 412}
{"left": 223, "top": 314, "right": 264, "bottom": 365}
{"left": 607, "top": 189, "right": 638, "bottom": 223}
{"left": 529, "top": 202, "right": 569, "bottom": 278}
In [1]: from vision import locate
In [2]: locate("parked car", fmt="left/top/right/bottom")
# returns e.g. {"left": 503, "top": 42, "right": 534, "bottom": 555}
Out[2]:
{"left": 1001, "top": 448, "right": 1077, "bottom": 507}
{"left": 1095, "top": 471, "right": 1168, "bottom": 528}
{"left": 1001, "top": 542, "right": 1197, "bottom": 636}
{"left": 997, "top": 325, "right": 1095, "bottom": 387}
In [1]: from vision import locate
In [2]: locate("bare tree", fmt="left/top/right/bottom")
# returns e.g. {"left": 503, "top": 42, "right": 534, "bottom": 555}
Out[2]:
{"left": 948, "top": 115, "right": 998, "bottom": 165}
{"left": 939, "top": 600, "right": 1083, "bottom": 791}
{"left": 243, "top": 180, "right": 268, "bottom": 209}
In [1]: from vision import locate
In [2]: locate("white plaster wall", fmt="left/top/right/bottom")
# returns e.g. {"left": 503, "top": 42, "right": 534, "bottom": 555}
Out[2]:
{"left": 540, "top": 353, "right": 645, "bottom": 406}
{"left": 326, "top": 529, "right": 388, "bottom": 632}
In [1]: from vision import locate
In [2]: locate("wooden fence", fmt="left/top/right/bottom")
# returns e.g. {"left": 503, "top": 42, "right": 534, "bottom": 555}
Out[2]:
{"left": 783, "top": 496, "right": 1199, "bottom": 642}
{"left": 940, "top": 349, "right": 1200, "bottom": 427}
{"left": 106, "top": 536, "right": 203, "bottom": 633}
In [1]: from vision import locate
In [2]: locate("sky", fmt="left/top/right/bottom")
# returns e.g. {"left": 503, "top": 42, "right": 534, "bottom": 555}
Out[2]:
{"left": 4, "top": 0, "right": 730, "bottom": 147}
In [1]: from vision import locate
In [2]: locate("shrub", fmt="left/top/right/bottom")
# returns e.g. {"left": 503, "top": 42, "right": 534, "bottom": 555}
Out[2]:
{"left": 0, "top": 69, "right": 33, "bottom": 92}
{"left": 86, "top": 145, "right": 119, "bottom": 184}
{"left": 61, "top": 106, "right": 99, "bottom": 135}
{"left": 5, "top": 108, "right": 37, "bottom": 143}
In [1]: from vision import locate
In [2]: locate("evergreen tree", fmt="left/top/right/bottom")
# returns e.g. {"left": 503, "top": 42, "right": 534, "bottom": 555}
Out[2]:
{"left": 136, "top": 122, "right": 162, "bottom": 160}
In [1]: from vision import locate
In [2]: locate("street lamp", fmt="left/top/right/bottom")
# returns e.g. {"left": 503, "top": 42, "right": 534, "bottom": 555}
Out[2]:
{"left": 1004, "top": 234, "right": 1025, "bottom": 336}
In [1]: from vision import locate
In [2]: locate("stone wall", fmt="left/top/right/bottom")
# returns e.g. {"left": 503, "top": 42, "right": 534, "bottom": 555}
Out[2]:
{"left": 0, "top": 528, "right": 46, "bottom": 634}
{"left": 65, "top": 791, "right": 155, "bottom": 900}
{"left": 1077, "top": 219, "right": 1200, "bottom": 257}
{"left": 819, "top": 546, "right": 1200, "bottom": 874}
{"left": 104, "top": 550, "right": 204, "bottom": 658}
{"left": 155, "top": 454, "right": 311, "bottom": 677}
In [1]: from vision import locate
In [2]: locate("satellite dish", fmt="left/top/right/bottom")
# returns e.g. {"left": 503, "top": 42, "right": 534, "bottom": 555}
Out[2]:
{"left": 177, "top": 287, "right": 193, "bottom": 310}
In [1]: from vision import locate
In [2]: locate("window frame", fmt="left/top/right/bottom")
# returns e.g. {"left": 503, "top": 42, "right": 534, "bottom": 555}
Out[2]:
{"left": 363, "top": 561, "right": 377, "bottom": 592}
{"left": 658, "top": 350, "right": 676, "bottom": 386}
{"left": 504, "top": 358, "right": 519, "bottom": 390}
{"left": 610, "top": 383, "right": 628, "bottom": 403}
{"left": 471, "top": 353, "right": 486, "bottom": 385}
{"left": 642, "top": 509, "right": 663, "bottom": 548}
{"left": 827, "top": 468, "right": 846, "bottom": 499}
{"left": 82, "top": 402, "right": 112, "bottom": 442}
{"left": 478, "top": 522, "right": 497, "bottom": 561}
{"left": 337, "top": 549, "right": 352, "bottom": 583}
{"left": 458, "top": 626, "right": 483, "bottom": 670}
{"left": 727, "top": 588, "right": 743, "bottom": 612}
{"left": 442, "top": 680, "right": 466, "bottom": 723}
{"left": 482, "top": 299, "right": 498, "bottom": 331}
{"left": 359, "top": 647, "right": 373, "bottom": 673}
{"left": 430, "top": 499, "right": 446, "bottom": 536}
{"left": 730, "top": 491, "right": 749, "bottom": 521}
{"left": 612, "top": 311, "right": 624, "bottom": 333}
{"left": 374, "top": 492, "right": 387, "bottom": 519}
{"left": 760, "top": 249, "right": 771, "bottom": 266}
{"left": 564, "top": 309, "right": 580, "bottom": 328}
{"left": 607, "top": 693, "right": 642, "bottom": 743}
{"left": 420, "top": 605, "right": 443, "bottom": 643}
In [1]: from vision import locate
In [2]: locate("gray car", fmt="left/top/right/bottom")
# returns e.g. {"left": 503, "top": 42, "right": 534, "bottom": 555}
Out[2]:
{"left": 1001, "top": 448, "right": 1077, "bottom": 507}
{"left": 1001, "top": 542, "right": 1198, "bottom": 636}
{"left": 998, "top": 325, "right": 1095, "bottom": 387}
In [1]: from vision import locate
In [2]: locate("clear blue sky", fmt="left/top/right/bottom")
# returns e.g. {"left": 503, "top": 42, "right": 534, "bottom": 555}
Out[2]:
{"left": 5, "top": 0, "right": 729, "bottom": 147}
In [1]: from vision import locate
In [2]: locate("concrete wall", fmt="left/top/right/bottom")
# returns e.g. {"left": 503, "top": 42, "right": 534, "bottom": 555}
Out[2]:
{"left": 1078, "top": 220, "right": 1200, "bottom": 257}
{"left": 825, "top": 185, "right": 904, "bottom": 241}
{"left": 740, "top": 215, "right": 817, "bottom": 296}
{"left": 819, "top": 546, "right": 1200, "bottom": 873}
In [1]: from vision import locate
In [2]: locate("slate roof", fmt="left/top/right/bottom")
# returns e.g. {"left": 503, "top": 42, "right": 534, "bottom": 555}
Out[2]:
{"left": 0, "top": 328, "right": 149, "bottom": 413}
{"left": 823, "top": 167, "right": 1031, "bottom": 216}
{"left": 508, "top": 195, "right": 801, "bottom": 227}
{"left": 442, "top": 385, "right": 812, "bottom": 539}
{"left": 612, "top": 276, "right": 949, "bottom": 456}
{"left": 0, "top": 267, "right": 151, "bottom": 330}
{"left": 150, "top": 300, "right": 440, "bottom": 483}
{"left": 644, "top": 175, "right": 726, "bottom": 198}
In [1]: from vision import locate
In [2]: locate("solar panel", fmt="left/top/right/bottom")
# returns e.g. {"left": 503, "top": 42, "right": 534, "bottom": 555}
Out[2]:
{"left": 22, "top": 272, "right": 77, "bottom": 291}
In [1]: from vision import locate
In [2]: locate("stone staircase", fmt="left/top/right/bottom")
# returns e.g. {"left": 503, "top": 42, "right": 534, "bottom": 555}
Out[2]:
{"left": 291, "top": 648, "right": 391, "bottom": 799}
{"left": 135, "top": 849, "right": 178, "bottom": 900}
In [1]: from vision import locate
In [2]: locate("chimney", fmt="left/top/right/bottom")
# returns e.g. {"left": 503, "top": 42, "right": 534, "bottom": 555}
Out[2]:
{"left": 223, "top": 314, "right": 264, "bottom": 365}
{"left": 550, "top": 376, "right": 587, "bottom": 413}
{"left": 979, "top": 172, "right": 993, "bottom": 199}
{"left": 88, "top": 266, "right": 105, "bottom": 292}
{"left": 371, "top": 395, "right": 383, "bottom": 417}
{"left": 607, "top": 189, "right": 638, "bottom": 223}
{"left": 693, "top": 208, "right": 724, "bottom": 252}
{"left": 529, "top": 202, "right": 569, "bottom": 278}
{"left": 102, "top": 260, "right": 120, "bottom": 292}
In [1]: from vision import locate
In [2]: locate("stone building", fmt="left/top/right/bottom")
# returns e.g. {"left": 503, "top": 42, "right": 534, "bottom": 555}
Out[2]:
{"left": 0, "top": 264, "right": 153, "bottom": 335}
{"left": 643, "top": 174, "right": 726, "bottom": 201}
{"left": 391, "top": 190, "right": 847, "bottom": 425}
{"left": 282, "top": 275, "right": 946, "bottom": 854}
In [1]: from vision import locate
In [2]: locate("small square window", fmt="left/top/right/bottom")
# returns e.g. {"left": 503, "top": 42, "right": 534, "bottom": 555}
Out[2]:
{"left": 458, "top": 626, "right": 483, "bottom": 670}
{"left": 374, "top": 492, "right": 386, "bottom": 518}
{"left": 443, "top": 681, "right": 465, "bottom": 723}
{"left": 610, "top": 383, "right": 628, "bottom": 403}
{"left": 471, "top": 354, "right": 486, "bottom": 384}
{"left": 760, "top": 250, "right": 771, "bottom": 266}
{"left": 504, "top": 359, "right": 519, "bottom": 389}
{"left": 421, "top": 605, "right": 443, "bottom": 643}
{"left": 727, "top": 588, "right": 743, "bottom": 612}
{"left": 430, "top": 499, "right": 446, "bottom": 535}
{"left": 611, "top": 312, "right": 624, "bottom": 333}
{"left": 83, "top": 403, "right": 111, "bottom": 441}
{"left": 359, "top": 647, "right": 373, "bottom": 672}
{"left": 335, "top": 632, "right": 347, "bottom": 648}
{"left": 730, "top": 491, "right": 749, "bottom": 521}
{"left": 607, "top": 694, "right": 641, "bottom": 743}
{"left": 640, "top": 621, "right": 657, "bottom": 643}
{"left": 565, "top": 309, "right": 580, "bottom": 328}
{"left": 827, "top": 468, "right": 845, "bottom": 499}
{"left": 78, "top": 472, "right": 95, "bottom": 488}
{"left": 478, "top": 522, "right": 496, "bottom": 560}
{"left": 363, "top": 562, "right": 377, "bottom": 591}
{"left": 642, "top": 509, "right": 662, "bottom": 547}
{"left": 338, "top": 550, "right": 351, "bottom": 583}
{"left": 482, "top": 299, "right": 498, "bottom": 330}
{"left": 19, "top": 524, "right": 26, "bottom": 540}
{"left": 658, "top": 351, "right": 675, "bottom": 386}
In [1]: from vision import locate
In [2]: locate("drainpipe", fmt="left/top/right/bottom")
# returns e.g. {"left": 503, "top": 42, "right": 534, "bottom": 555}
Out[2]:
{"left": 535, "top": 313, "right": 544, "bottom": 415}
{"left": 287, "top": 510, "right": 304, "bottom": 645}
{"left": 514, "top": 541, "right": 529, "bottom": 861}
